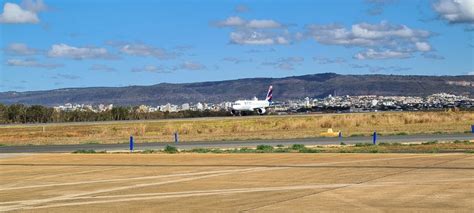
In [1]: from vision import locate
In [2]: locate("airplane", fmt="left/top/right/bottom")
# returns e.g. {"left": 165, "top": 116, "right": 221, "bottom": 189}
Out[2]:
{"left": 231, "top": 85, "right": 273, "bottom": 115}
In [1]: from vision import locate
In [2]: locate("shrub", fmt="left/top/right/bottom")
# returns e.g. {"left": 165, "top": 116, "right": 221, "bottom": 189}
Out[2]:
{"left": 291, "top": 144, "right": 306, "bottom": 150}
{"left": 369, "top": 149, "right": 379, "bottom": 153}
{"left": 276, "top": 144, "right": 285, "bottom": 148}
{"left": 163, "top": 145, "right": 178, "bottom": 153}
{"left": 340, "top": 142, "right": 346, "bottom": 146}
{"left": 422, "top": 140, "right": 438, "bottom": 145}
{"left": 256, "top": 145, "right": 274, "bottom": 152}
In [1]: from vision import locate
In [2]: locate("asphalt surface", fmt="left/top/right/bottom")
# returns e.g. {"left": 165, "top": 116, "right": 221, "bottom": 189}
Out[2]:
{"left": 0, "top": 133, "right": 472, "bottom": 153}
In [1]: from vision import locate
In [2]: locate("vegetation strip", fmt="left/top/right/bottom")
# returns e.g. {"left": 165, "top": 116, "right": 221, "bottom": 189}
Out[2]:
{"left": 72, "top": 140, "right": 474, "bottom": 154}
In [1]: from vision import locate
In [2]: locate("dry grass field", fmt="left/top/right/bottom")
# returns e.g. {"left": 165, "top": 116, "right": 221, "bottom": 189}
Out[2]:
{"left": 0, "top": 111, "right": 473, "bottom": 146}
{"left": 0, "top": 153, "right": 473, "bottom": 212}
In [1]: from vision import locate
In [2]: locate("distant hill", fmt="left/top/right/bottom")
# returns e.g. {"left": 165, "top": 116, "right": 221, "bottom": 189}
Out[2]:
{"left": 1, "top": 73, "right": 473, "bottom": 106}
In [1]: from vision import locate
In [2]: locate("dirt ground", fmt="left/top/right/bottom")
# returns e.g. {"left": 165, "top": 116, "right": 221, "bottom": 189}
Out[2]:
{"left": 0, "top": 153, "right": 473, "bottom": 212}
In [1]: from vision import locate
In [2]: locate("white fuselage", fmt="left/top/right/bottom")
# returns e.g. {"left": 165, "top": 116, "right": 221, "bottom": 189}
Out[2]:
{"left": 231, "top": 98, "right": 270, "bottom": 113}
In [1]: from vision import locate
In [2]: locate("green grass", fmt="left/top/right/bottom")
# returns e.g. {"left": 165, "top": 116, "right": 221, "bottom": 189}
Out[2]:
{"left": 453, "top": 140, "right": 470, "bottom": 144}
{"left": 72, "top": 149, "right": 106, "bottom": 154}
{"left": 395, "top": 132, "right": 408, "bottom": 136}
{"left": 355, "top": 143, "right": 374, "bottom": 147}
{"left": 291, "top": 144, "right": 306, "bottom": 150}
{"left": 422, "top": 140, "right": 438, "bottom": 145}
{"left": 142, "top": 149, "right": 156, "bottom": 154}
{"left": 378, "top": 142, "right": 402, "bottom": 146}
{"left": 256, "top": 145, "right": 274, "bottom": 152}
{"left": 163, "top": 145, "right": 178, "bottom": 154}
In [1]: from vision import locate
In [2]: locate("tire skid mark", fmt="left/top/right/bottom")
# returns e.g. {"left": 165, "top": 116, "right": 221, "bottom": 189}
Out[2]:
{"left": 240, "top": 154, "right": 471, "bottom": 212}
{"left": 0, "top": 167, "right": 267, "bottom": 212}
{"left": 0, "top": 154, "right": 464, "bottom": 212}
{"left": 0, "top": 168, "right": 256, "bottom": 191}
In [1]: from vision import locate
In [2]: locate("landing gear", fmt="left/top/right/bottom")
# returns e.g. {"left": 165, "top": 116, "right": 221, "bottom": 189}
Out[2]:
{"left": 231, "top": 110, "right": 242, "bottom": 116}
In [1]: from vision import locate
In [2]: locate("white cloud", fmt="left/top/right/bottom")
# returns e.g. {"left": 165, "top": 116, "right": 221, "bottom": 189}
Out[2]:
{"left": 415, "top": 42, "right": 432, "bottom": 52}
{"left": 307, "top": 22, "right": 430, "bottom": 47}
{"left": 6, "top": 58, "right": 62, "bottom": 69}
{"left": 215, "top": 16, "right": 246, "bottom": 27}
{"left": 222, "top": 57, "right": 252, "bottom": 64}
{"left": 48, "top": 43, "right": 115, "bottom": 60}
{"left": 215, "top": 16, "right": 283, "bottom": 29}
{"left": 313, "top": 57, "right": 347, "bottom": 64}
{"left": 279, "top": 57, "right": 304, "bottom": 63}
{"left": 131, "top": 65, "right": 168, "bottom": 73}
{"left": 307, "top": 21, "right": 434, "bottom": 59}
{"left": 5, "top": 43, "right": 39, "bottom": 55}
{"left": 354, "top": 49, "right": 411, "bottom": 60}
{"left": 0, "top": 2, "right": 39, "bottom": 24}
{"left": 180, "top": 61, "right": 206, "bottom": 70}
{"left": 89, "top": 64, "right": 116, "bottom": 72}
{"left": 276, "top": 62, "right": 295, "bottom": 70}
{"left": 350, "top": 63, "right": 411, "bottom": 73}
{"left": 230, "top": 31, "right": 275, "bottom": 45}
{"left": 467, "top": 71, "right": 474, "bottom": 75}
{"left": 247, "top": 19, "right": 283, "bottom": 29}
{"left": 52, "top": 74, "right": 80, "bottom": 80}
{"left": 230, "top": 31, "right": 290, "bottom": 45}
{"left": 214, "top": 16, "right": 292, "bottom": 45}
{"left": 422, "top": 52, "right": 445, "bottom": 60}
{"left": 433, "top": 0, "right": 474, "bottom": 24}
{"left": 119, "top": 43, "right": 175, "bottom": 59}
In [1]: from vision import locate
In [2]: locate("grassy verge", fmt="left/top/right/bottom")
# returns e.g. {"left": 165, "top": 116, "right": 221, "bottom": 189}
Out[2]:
{"left": 5, "top": 111, "right": 474, "bottom": 146}
{"left": 72, "top": 140, "right": 474, "bottom": 154}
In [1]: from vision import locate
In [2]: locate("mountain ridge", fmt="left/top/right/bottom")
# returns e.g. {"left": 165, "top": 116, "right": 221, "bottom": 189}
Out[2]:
{"left": 1, "top": 73, "right": 473, "bottom": 106}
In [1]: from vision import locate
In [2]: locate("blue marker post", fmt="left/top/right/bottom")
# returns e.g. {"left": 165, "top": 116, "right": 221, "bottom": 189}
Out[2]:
{"left": 338, "top": 131, "right": 343, "bottom": 141}
{"left": 471, "top": 125, "right": 474, "bottom": 134}
{"left": 129, "top": 136, "right": 134, "bottom": 152}
{"left": 373, "top": 131, "right": 377, "bottom": 145}
{"left": 174, "top": 132, "right": 179, "bottom": 144}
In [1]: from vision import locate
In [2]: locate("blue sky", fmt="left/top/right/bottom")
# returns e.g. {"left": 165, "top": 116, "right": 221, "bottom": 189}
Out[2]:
{"left": 1, "top": 0, "right": 473, "bottom": 92}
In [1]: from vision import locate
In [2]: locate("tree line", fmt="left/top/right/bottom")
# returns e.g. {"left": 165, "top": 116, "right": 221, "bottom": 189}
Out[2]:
{"left": 0, "top": 104, "right": 229, "bottom": 124}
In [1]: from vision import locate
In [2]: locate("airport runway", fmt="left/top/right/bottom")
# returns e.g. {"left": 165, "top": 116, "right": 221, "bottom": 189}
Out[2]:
{"left": 0, "top": 133, "right": 472, "bottom": 153}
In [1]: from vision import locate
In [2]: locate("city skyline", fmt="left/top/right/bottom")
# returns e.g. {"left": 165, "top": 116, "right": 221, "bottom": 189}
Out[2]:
{"left": 1, "top": 0, "right": 473, "bottom": 92}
